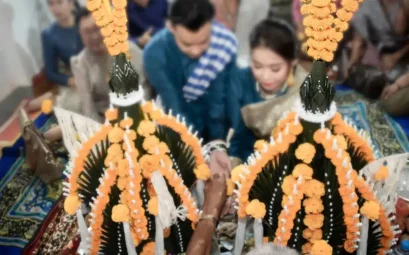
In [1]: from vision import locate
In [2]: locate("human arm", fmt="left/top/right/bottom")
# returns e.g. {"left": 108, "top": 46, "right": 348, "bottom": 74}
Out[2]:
{"left": 381, "top": 72, "right": 409, "bottom": 100}
{"left": 41, "top": 31, "right": 71, "bottom": 86}
{"left": 186, "top": 174, "right": 227, "bottom": 255}
{"left": 223, "top": 0, "right": 240, "bottom": 30}
{"left": 347, "top": 30, "right": 366, "bottom": 71}
{"left": 70, "top": 55, "right": 98, "bottom": 120}
{"left": 292, "top": 0, "right": 304, "bottom": 34}
{"left": 143, "top": 42, "right": 187, "bottom": 119}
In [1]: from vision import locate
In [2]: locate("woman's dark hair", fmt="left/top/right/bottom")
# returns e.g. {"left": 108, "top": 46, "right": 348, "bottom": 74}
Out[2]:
{"left": 75, "top": 7, "right": 91, "bottom": 26}
{"left": 169, "top": 0, "right": 215, "bottom": 32}
{"left": 250, "top": 19, "right": 298, "bottom": 61}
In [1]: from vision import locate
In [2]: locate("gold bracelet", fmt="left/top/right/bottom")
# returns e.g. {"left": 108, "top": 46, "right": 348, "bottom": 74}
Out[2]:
{"left": 199, "top": 213, "right": 218, "bottom": 225}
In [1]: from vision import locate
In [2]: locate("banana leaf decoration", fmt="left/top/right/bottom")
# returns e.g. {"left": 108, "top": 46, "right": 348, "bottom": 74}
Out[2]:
{"left": 59, "top": 0, "right": 215, "bottom": 254}
{"left": 232, "top": 0, "right": 402, "bottom": 253}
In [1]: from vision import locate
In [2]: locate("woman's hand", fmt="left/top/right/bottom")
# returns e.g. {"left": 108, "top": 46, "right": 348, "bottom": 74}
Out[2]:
{"left": 210, "top": 150, "right": 232, "bottom": 177}
{"left": 202, "top": 174, "right": 227, "bottom": 220}
{"left": 381, "top": 83, "right": 400, "bottom": 100}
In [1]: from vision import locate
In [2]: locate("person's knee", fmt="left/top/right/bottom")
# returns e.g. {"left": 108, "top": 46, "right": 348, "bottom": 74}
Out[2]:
{"left": 381, "top": 91, "right": 409, "bottom": 116}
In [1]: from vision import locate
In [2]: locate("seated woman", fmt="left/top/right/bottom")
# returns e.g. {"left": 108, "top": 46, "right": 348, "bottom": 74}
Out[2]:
{"left": 28, "top": 0, "right": 83, "bottom": 113}
{"left": 228, "top": 19, "right": 308, "bottom": 165}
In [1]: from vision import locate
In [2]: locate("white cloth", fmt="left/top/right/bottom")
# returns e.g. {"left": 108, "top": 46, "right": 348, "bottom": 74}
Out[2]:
{"left": 235, "top": 0, "right": 270, "bottom": 68}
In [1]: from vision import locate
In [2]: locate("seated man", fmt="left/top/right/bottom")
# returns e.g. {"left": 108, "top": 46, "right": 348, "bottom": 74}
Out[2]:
{"left": 127, "top": 0, "right": 168, "bottom": 48}
{"left": 41, "top": 8, "right": 146, "bottom": 142}
{"left": 143, "top": 0, "right": 237, "bottom": 174}
{"left": 71, "top": 8, "right": 145, "bottom": 122}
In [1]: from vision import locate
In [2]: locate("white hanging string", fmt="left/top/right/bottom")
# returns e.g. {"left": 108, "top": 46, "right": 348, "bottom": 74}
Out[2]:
{"left": 155, "top": 216, "right": 165, "bottom": 255}
{"left": 123, "top": 222, "right": 138, "bottom": 255}
{"left": 357, "top": 216, "right": 369, "bottom": 255}
{"left": 253, "top": 218, "right": 263, "bottom": 249}
{"left": 151, "top": 171, "right": 177, "bottom": 228}
{"left": 76, "top": 209, "right": 90, "bottom": 253}
{"left": 233, "top": 217, "right": 247, "bottom": 255}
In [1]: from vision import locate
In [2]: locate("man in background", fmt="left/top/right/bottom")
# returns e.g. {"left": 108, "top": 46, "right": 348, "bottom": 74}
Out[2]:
{"left": 143, "top": 0, "right": 237, "bottom": 175}
{"left": 127, "top": 0, "right": 168, "bottom": 48}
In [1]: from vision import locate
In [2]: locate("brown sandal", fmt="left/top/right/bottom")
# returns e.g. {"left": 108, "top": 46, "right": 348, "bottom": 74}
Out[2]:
{"left": 19, "top": 109, "right": 63, "bottom": 184}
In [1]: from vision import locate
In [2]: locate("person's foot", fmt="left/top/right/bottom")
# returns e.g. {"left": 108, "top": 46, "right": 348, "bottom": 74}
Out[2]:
{"left": 26, "top": 92, "right": 54, "bottom": 112}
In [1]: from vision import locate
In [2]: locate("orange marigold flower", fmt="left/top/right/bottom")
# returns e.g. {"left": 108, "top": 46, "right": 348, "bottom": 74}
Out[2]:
{"left": 87, "top": 0, "right": 102, "bottom": 11}
{"left": 64, "top": 194, "right": 81, "bottom": 215}
{"left": 231, "top": 165, "right": 245, "bottom": 183}
{"left": 117, "top": 32, "right": 128, "bottom": 43}
{"left": 360, "top": 201, "right": 380, "bottom": 221}
{"left": 335, "top": 135, "right": 348, "bottom": 150}
{"left": 142, "top": 136, "right": 160, "bottom": 153}
{"left": 104, "top": 35, "right": 118, "bottom": 47}
{"left": 108, "top": 44, "right": 121, "bottom": 56}
{"left": 304, "top": 179, "right": 325, "bottom": 198}
{"left": 302, "top": 243, "right": 312, "bottom": 254}
{"left": 342, "top": 0, "right": 359, "bottom": 12}
{"left": 108, "top": 144, "right": 122, "bottom": 157}
{"left": 117, "top": 159, "right": 130, "bottom": 177}
{"left": 120, "top": 41, "right": 129, "bottom": 54}
{"left": 108, "top": 125, "right": 124, "bottom": 143}
{"left": 311, "top": 240, "right": 333, "bottom": 255}
{"left": 304, "top": 197, "right": 324, "bottom": 214}
{"left": 117, "top": 176, "right": 127, "bottom": 190}
{"left": 112, "top": 204, "right": 130, "bottom": 222}
{"left": 282, "top": 176, "right": 297, "bottom": 195}
{"left": 120, "top": 117, "right": 134, "bottom": 129}
{"left": 313, "top": 129, "right": 327, "bottom": 144}
{"left": 295, "top": 143, "right": 316, "bottom": 164}
{"left": 124, "top": 130, "right": 137, "bottom": 142}
{"left": 311, "top": 0, "right": 331, "bottom": 7}
{"left": 112, "top": 0, "right": 126, "bottom": 9}
{"left": 303, "top": 228, "right": 313, "bottom": 239}
{"left": 157, "top": 142, "right": 169, "bottom": 156}
{"left": 194, "top": 164, "right": 211, "bottom": 180}
{"left": 374, "top": 165, "right": 389, "bottom": 181}
{"left": 105, "top": 108, "right": 118, "bottom": 121}
{"left": 137, "top": 120, "right": 156, "bottom": 137}
{"left": 246, "top": 199, "right": 266, "bottom": 219}
{"left": 254, "top": 140, "right": 267, "bottom": 152}
{"left": 41, "top": 99, "right": 53, "bottom": 114}
{"left": 289, "top": 122, "right": 303, "bottom": 135}
{"left": 292, "top": 163, "right": 314, "bottom": 179}
{"left": 147, "top": 196, "right": 159, "bottom": 216}
{"left": 304, "top": 214, "right": 324, "bottom": 230}
{"left": 336, "top": 9, "right": 353, "bottom": 22}
{"left": 139, "top": 155, "right": 160, "bottom": 179}
{"left": 101, "top": 24, "right": 114, "bottom": 37}
{"left": 301, "top": 4, "right": 310, "bottom": 15}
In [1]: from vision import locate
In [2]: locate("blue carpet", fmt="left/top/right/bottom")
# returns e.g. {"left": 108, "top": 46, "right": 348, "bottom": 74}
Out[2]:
{"left": 0, "top": 114, "right": 64, "bottom": 254}
{"left": 336, "top": 84, "right": 409, "bottom": 137}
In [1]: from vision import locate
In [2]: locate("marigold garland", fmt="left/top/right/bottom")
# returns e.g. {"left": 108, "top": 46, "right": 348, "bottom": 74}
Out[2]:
{"left": 237, "top": 115, "right": 303, "bottom": 218}
{"left": 331, "top": 112, "right": 375, "bottom": 162}
{"left": 65, "top": 121, "right": 113, "bottom": 214}
{"left": 316, "top": 130, "right": 360, "bottom": 252}
{"left": 141, "top": 101, "right": 210, "bottom": 181}
{"left": 88, "top": 166, "right": 118, "bottom": 255}
{"left": 274, "top": 172, "right": 306, "bottom": 245}
{"left": 302, "top": 0, "right": 363, "bottom": 61}
{"left": 87, "top": 0, "right": 129, "bottom": 55}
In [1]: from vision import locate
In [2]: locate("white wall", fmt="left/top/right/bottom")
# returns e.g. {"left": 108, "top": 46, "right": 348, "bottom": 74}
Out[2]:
{"left": 0, "top": 0, "right": 55, "bottom": 102}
